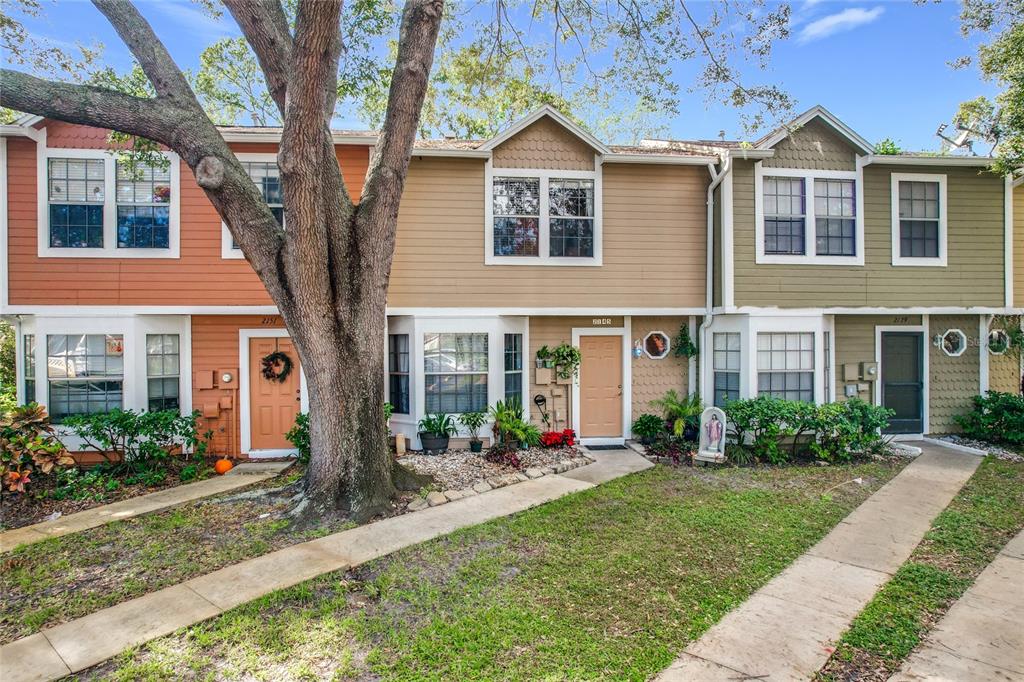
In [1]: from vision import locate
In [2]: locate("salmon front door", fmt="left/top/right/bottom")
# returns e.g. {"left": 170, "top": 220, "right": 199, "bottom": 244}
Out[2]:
{"left": 579, "top": 335, "right": 623, "bottom": 438}
{"left": 248, "top": 337, "right": 302, "bottom": 451}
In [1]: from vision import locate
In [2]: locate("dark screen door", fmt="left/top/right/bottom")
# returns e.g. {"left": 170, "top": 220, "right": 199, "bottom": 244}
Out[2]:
{"left": 880, "top": 332, "right": 924, "bottom": 434}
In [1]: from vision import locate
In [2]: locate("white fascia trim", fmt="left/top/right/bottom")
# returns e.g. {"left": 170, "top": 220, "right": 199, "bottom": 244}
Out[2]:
{"left": 866, "top": 154, "right": 995, "bottom": 168}
{"left": 238, "top": 327, "right": 308, "bottom": 456}
{"left": 753, "top": 162, "right": 865, "bottom": 266}
{"left": 37, "top": 144, "right": 182, "bottom": 259}
{"left": 570, "top": 324, "right": 631, "bottom": 441}
{"left": 874, "top": 322, "right": 929, "bottom": 433}
{"left": 890, "top": 172, "right": 948, "bottom": 267}
{"left": 602, "top": 153, "right": 718, "bottom": 165}
{"left": 478, "top": 105, "right": 611, "bottom": 155}
{"left": 1005, "top": 175, "right": 1014, "bottom": 307}
{"left": 979, "top": 315, "right": 991, "bottom": 394}
{"left": 221, "top": 152, "right": 278, "bottom": 260}
{"left": 219, "top": 130, "right": 376, "bottom": 146}
{"left": 484, "top": 162, "right": 603, "bottom": 267}
{"left": 411, "top": 148, "right": 491, "bottom": 159}
{"left": 724, "top": 305, "right": 1020, "bottom": 316}
{"left": 725, "top": 148, "right": 775, "bottom": 160}
{"left": 0, "top": 124, "right": 45, "bottom": 142}
{"left": 14, "top": 113, "right": 44, "bottom": 127}
{"left": 760, "top": 105, "right": 874, "bottom": 156}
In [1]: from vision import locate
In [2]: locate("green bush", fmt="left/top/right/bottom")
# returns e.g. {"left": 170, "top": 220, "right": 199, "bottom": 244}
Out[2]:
{"left": 285, "top": 412, "right": 311, "bottom": 464}
{"left": 1, "top": 403, "right": 74, "bottom": 494}
{"left": 631, "top": 413, "right": 666, "bottom": 441}
{"left": 955, "top": 392, "right": 1024, "bottom": 447}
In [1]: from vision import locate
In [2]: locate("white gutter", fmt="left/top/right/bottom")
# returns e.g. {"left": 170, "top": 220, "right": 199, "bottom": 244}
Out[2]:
{"left": 864, "top": 154, "right": 995, "bottom": 167}
{"left": 603, "top": 153, "right": 718, "bottom": 166}
{"left": 699, "top": 157, "right": 731, "bottom": 400}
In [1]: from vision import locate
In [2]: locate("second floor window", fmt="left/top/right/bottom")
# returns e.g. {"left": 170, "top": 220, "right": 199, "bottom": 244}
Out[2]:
{"left": 116, "top": 161, "right": 172, "bottom": 249}
{"left": 232, "top": 161, "right": 284, "bottom": 251}
{"left": 814, "top": 179, "right": 856, "bottom": 256}
{"left": 493, "top": 177, "right": 540, "bottom": 257}
{"left": 48, "top": 158, "right": 105, "bottom": 248}
{"left": 549, "top": 179, "right": 595, "bottom": 258}
{"left": 763, "top": 177, "right": 805, "bottom": 255}
{"left": 897, "top": 180, "right": 940, "bottom": 258}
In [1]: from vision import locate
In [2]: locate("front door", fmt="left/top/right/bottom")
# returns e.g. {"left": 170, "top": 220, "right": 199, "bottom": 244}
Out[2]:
{"left": 579, "top": 335, "right": 622, "bottom": 438}
{"left": 880, "top": 332, "right": 924, "bottom": 434}
{"left": 248, "top": 337, "right": 302, "bottom": 451}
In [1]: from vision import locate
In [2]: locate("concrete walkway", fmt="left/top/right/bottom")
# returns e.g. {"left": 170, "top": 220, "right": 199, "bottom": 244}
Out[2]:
{"left": 0, "top": 448, "right": 652, "bottom": 682}
{"left": 0, "top": 462, "right": 292, "bottom": 553}
{"left": 656, "top": 443, "right": 981, "bottom": 682}
{"left": 890, "top": 529, "right": 1024, "bottom": 682}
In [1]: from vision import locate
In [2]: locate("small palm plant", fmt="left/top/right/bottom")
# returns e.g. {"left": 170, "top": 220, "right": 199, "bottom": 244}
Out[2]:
{"left": 650, "top": 390, "right": 704, "bottom": 438}
{"left": 458, "top": 410, "right": 488, "bottom": 453}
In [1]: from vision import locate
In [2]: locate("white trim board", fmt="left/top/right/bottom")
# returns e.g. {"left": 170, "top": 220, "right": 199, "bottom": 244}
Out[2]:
{"left": 889, "top": 172, "right": 948, "bottom": 268}
{"left": 238, "top": 328, "right": 308, "bottom": 457}
{"left": 570, "top": 322, "right": 631, "bottom": 445}
{"left": 874, "top": 322, "right": 929, "bottom": 436}
{"left": 1006, "top": 175, "right": 1014, "bottom": 307}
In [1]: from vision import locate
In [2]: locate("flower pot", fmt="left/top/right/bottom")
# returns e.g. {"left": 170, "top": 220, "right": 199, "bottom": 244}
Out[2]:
{"left": 519, "top": 441, "right": 530, "bottom": 450}
{"left": 544, "top": 359, "right": 555, "bottom": 368}
{"left": 470, "top": 440, "right": 483, "bottom": 453}
{"left": 535, "top": 357, "right": 544, "bottom": 368}
{"left": 418, "top": 432, "right": 449, "bottom": 454}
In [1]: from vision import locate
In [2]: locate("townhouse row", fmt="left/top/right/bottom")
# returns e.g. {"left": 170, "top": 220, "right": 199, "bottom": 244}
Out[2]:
{"left": 1, "top": 105, "right": 1021, "bottom": 455}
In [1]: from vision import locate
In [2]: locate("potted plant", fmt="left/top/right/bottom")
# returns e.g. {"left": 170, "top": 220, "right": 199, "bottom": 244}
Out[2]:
{"left": 650, "top": 390, "right": 704, "bottom": 441}
{"left": 631, "top": 413, "right": 665, "bottom": 445}
{"left": 551, "top": 343, "right": 581, "bottom": 381}
{"left": 417, "top": 413, "right": 457, "bottom": 453}
{"left": 536, "top": 345, "right": 553, "bottom": 369}
{"left": 458, "top": 410, "right": 488, "bottom": 453}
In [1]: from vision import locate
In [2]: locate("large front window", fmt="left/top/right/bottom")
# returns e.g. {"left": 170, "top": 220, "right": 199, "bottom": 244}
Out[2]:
{"left": 47, "top": 334, "right": 124, "bottom": 421}
{"left": 757, "top": 332, "right": 814, "bottom": 403}
{"left": 146, "top": 334, "right": 180, "bottom": 412}
{"left": 116, "top": 161, "right": 172, "bottom": 249}
{"left": 423, "top": 333, "right": 488, "bottom": 414}
{"left": 48, "top": 158, "right": 105, "bottom": 248}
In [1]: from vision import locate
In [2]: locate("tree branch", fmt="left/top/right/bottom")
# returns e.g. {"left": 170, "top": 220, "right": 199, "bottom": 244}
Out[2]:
{"left": 222, "top": 0, "right": 293, "bottom": 117}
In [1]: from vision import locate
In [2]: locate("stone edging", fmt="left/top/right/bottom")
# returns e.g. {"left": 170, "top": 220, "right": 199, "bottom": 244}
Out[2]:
{"left": 408, "top": 453, "right": 597, "bottom": 511}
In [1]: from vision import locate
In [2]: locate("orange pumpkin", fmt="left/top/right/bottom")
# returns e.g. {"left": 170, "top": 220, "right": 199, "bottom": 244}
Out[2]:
{"left": 214, "top": 458, "right": 234, "bottom": 475}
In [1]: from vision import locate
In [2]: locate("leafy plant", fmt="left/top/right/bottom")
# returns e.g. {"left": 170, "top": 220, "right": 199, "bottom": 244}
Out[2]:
{"left": 383, "top": 402, "right": 395, "bottom": 424}
{"left": 672, "top": 323, "right": 699, "bottom": 359}
{"left": 874, "top": 137, "right": 901, "bottom": 155}
{"left": 0, "top": 403, "right": 74, "bottom": 494}
{"left": 644, "top": 433, "right": 695, "bottom": 465}
{"left": 503, "top": 417, "right": 542, "bottom": 447}
{"left": 536, "top": 345, "right": 553, "bottom": 367}
{"left": 723, "top": 396, "right": 800, "bottom": 464}
{"left": 285, "top": 412, "right": 311, "bottom": 464}
{"left": 551, "top": 343, "right": 582, "bottom": 380}
{"left": 631, "top": 413, "right": 665, "bottom": 441}
{"left": 956, "top": 392, "right": 1024, "bottom": 447}
{"left": 458, "top": 410, "right": 487, "bottom": 444}
{"left": 484, "top": 442, "right": 522, "bottom": 468}
{"left": 46, "top": 466, "right": 120, "bottom": 502}
{"left": 540, "top": 429, "right": 576, "bottom": 448}
{"left": 489, "top": 398, "right": 524, "bottom": 443}
{"left": 418, "top": 413, "right": 457, "bottom": 437}
{"left": 650, "top": 390, "right": 703, "bottom": 437}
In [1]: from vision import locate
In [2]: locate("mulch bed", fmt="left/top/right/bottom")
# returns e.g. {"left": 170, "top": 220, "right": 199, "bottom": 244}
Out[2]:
{"left": 400, "top": 446, "right": 582, "bottom": 490}
{"left": 0, "top": 457, "right": 219, "bottom": 531}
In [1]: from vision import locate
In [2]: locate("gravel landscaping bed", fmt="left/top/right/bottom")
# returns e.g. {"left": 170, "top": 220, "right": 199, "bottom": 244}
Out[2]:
{"left": 400, "top": 446, "right": 593, "bottom": 510}
{"left": 932, "top": 434, "right": 1024, "bottom": 462}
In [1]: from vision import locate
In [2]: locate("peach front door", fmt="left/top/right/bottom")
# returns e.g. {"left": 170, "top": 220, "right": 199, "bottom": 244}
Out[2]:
{"left": 248, "top": 337, "right": 302, "bottom": 451}
{"left": 579, "top": 335, "right": 623, "bottom": 438}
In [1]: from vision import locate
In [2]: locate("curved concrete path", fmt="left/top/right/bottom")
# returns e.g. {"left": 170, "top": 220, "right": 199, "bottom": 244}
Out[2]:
{"left": 0, "top": 462, "right": 292, "bottom": 554}
{"left": 890, "top": 529, "right": 1024, "bottom": 682}
{"left": 0, "top": 448, "right": 651, "bottom": 682}
{"left": 656, "top": 443, "right": 981, "bottom": 682}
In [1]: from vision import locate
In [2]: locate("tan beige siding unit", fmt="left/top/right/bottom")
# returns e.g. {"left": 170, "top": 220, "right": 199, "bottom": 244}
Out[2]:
{"left": 732, "top": 162, "right": 1006, "bottom": 308}
{"left": 1015, "top": 185, "right": 1024, "bottom": 308}
{"left": 833, "top": 315, "right": 921, "bottom": 403}
{"left": 390, "top": 159, "right": 707, "bottom": 308}
{"left": 761, "top": 118, "right": 858, "bottom": 171}
{"left": 988, "top": 349, "right": 1020, "bottom": 394}
{"left": 491, "top": 117, "right": 595, "bottom": 170}
{"left": 929, "top": 315, "right": 982, "bottom": 433}
{"left": 631, "top": 317, "right": 689, "bottom": 419}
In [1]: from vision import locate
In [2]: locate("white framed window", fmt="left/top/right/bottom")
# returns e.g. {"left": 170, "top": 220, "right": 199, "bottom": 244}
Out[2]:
{"left": 712, "top": 332, "right": 740, "bottom": 407}
{"left": 146, "top": 334, "right": 180, "bottom": 412}
{"left": 484, "top": 164, "right": 602, "bottom": 266}
{"left": 221, "top": 153, "right": 284, "bottom": 259}
{"left": 423, "top": 333, "right": 488, "bottom": 414}
{"left": 23, "top": 334, "right": 36, "bottom": 403}
{"left": 504, "top": 333, "right": 523, "bottom": 404}
{"left": 891, "top": 172, "right": 947, "bottom": 267}
{"left": 389, "top": 334, "right": 410, "bottom": 414}
{"left": 757, "top": 332, "right": 815, "bottom": 402}
{"left": 38, "top": 147, "right": 180, "bottom": 258}
{"left": 46, "top": 333, "right": 125, "bottom": 422}
{"left": 753, "top": 163, "right": 864, "bottom": 266}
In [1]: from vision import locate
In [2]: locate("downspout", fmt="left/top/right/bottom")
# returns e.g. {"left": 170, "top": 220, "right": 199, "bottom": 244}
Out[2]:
{"left": 699, "top": 156, "right": 731, "bottom": 401}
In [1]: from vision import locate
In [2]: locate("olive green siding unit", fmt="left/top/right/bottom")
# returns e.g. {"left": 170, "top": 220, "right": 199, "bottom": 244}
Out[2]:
{"left": 731, "top": 161, "right": 1006, "bottom": 308}
{"left": 761, "top": 118, "right": 857, "bottom": 171}
{"left": 833, "top": 315, "right": 921, "bottom": 404}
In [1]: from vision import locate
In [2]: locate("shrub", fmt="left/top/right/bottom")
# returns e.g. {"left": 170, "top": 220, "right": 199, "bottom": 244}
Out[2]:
{"left": 47, "top": 466, "right": 121, "bottom": 501}
{"left": 632, "top": 413, "right": 666, "bottom": 441}
{"left": 0, "top": 403, "right": 74, "bottom": 494}
{"left": 956, "top": 392, "right": 1024, "bottom": 447}
{"left": 724, "top": 395, "right": 801, "bottom": 464}
{"left": 484, "top": 442, "right": 522, "bottom": 468}
{"left": 539, "top": 429, "right": 576, "bottom": 448}
{"left": 285, "top": 412, "right": 310, "bottom": 464}
{"left": 458, "top": 410, "right": 488, "bottom": 444}
{"left": 644, "top": 433, "right": 695, "bottom": 465}
{"left": 488, "top": 399, "right": 524, "bottom": 443}
{"left": 650, "top": 390, "right": 703, "bottom": 438}
{"left": 63, "top": 409, "right": 207, "bottom": 478}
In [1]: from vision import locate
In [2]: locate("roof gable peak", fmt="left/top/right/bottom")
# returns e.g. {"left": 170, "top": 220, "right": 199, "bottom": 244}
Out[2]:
{"left": 478, "top": 105, "right": 610, "bottom": 155}
{"left": 758, "top": 105, "right": 873, "bottom": 155}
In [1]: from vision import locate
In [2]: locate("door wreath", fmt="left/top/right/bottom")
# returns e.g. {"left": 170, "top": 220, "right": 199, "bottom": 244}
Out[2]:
{"left": 261, "top": 350, "right": 294, "bottom": 383}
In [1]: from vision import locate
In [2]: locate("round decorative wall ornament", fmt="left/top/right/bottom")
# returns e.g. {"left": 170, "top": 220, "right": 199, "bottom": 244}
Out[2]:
{"left": 261, "top": 350, "right": 294, "bottom": 382}
{"left": 940, "top": 329, "right": 967, "bottom": 358}
{"left": 643, "top": 331, "right": 671, "bottom": 360}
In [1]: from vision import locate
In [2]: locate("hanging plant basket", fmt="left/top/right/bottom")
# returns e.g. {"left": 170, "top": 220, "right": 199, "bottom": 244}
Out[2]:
{"left": 261, "top": 350, "right": 294, "bottom": 383}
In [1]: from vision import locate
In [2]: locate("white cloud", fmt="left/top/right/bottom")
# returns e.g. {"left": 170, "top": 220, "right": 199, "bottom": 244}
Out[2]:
{"left": 143, "top": 0, "right": 237, "bottom": 41}
{"left": 797, "top": 6, "right": 884, "bottom": 44}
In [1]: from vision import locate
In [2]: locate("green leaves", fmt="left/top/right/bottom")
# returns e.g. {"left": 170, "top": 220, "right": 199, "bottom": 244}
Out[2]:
{"left": 955, "top": 391, "right": 1024, "bottom": 447}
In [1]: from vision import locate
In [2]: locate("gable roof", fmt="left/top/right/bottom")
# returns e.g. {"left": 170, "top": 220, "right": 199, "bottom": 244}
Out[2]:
{"left": 477, "top": 105, "right": 611, "bottom": 155}
{"left": 755, "top": 105, "right": 874, "bottom": 155}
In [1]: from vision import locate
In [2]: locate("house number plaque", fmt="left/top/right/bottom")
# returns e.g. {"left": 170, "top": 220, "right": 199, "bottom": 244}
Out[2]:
{"left": 592, "top": 318, "right": 613, "bottom": 326}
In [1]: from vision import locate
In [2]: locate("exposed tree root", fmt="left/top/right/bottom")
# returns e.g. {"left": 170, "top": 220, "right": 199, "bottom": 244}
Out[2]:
{"left": 392, "top": 460, "right": 435, "bottom": 491}
{"left": 205, "top": 479, "right": 303, "bottom": 506}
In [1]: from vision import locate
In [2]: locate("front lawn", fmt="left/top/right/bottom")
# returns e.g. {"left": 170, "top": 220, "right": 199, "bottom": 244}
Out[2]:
{"left": 80, "top": 459, "right": 904, "bottom": 681}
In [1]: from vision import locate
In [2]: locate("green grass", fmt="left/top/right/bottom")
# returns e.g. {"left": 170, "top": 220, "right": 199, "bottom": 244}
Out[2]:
{"left": 0, "top": 486, "right": 351, "bottom": 644}
{"left": 78, "top": 460, "right": 904, "bottom": 682}
{"left": 820, "top": 457, "right": 1024, "bottom": 680}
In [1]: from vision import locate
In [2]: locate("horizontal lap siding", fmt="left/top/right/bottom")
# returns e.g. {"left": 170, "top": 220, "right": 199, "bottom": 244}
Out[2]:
{"left": 6, "top": 125, "right": 369, "bottom": 306}
{"left": 833, "top": 315, "right": 921, "bottom": 403}
{"left": 389, "top": 159, "right": 707, "bottom": 308}
{"left": 733, "top": 161, "right": 1006, "bottom": 308}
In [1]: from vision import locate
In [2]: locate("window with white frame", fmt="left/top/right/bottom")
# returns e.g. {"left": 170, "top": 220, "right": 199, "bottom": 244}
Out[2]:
{"left": 47, "top": 334, "right": 124, "bottom": 421}
{"left": 712, "top": 333, "right": 740, "bottom": 408}
{"left": 763, "top": 176, "right": 806, "bottom": 255}
{"left": 488, "top": 169, "right": 599, "bottom": 264}
{"left": 116, "top": 161, "right": 172, "bottom": 249}
{"left": 504, "top": 333, "right": 523, "bottom": 404}
{"left": 896, "top": 180, "right": 940, "bottom": 259}
{"left": 230, "top": 161, "right": 284, "bottom": 251}
{"left": 757, "top": 332, "right": 814, "bottom": 402}
{"left": 48, "top": 158, "right": 105, "bottom": 248}
{"left": 815, "top": 180, "right": 856, "bottom": 256}
{"left": 424, "top": 333, "right": 488, "bottom": 414}
{"left": 23, "top": 334, "right": 36, "bottom": 403}
{"left": 389, "top": 334, "right": 410, "bottom": 414}
{"left": 146, "top": 334, "right": 180, "bottom": 412}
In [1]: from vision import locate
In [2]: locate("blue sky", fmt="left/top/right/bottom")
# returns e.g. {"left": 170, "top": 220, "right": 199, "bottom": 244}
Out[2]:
{"left": 6, "top": 0, "right": 996, "bottom": 151}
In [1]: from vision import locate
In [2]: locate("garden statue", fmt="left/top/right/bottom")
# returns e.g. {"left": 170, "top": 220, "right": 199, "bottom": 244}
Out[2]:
{"left": 696, "top": 407, "right": 727, "bottom": 464}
